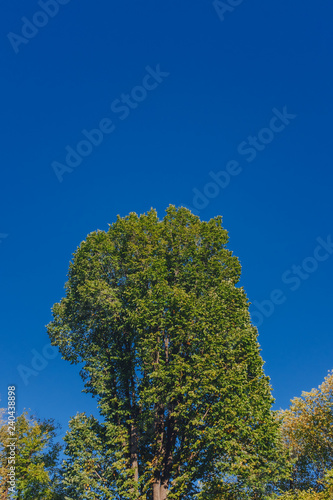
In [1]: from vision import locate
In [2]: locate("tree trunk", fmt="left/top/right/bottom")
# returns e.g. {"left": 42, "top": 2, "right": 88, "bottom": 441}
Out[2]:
{"left": 152, "top": 481, "right": 170, "bottom": 500}
{"left": 130, "top": 422, "right": 139, "bottom": 482}
{"left": 153, "top": 480, "right": 161, "bottom": 500}
{"left": 160, "top": 480, "right": 169, "bottom": 499}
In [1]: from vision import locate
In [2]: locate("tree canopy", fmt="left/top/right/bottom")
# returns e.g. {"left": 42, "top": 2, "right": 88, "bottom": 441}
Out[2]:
{"left": 47, "top": 206, "right": 288, "bottom": 498}
{"left": 275, "top": 371, "right": 333, "bottom": 498}
{"left": 0, "top": 410, "right": 63, "bottom": 499}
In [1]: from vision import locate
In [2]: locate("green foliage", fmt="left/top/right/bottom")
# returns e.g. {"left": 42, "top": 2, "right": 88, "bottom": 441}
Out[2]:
{"left": 61, "top": 412, "right": 145, "bottom": 500}
{"left": 264, "top": 372, "right": 333, "bottom": 500}
{"left": 0, "top": 410, "right": 63, "bottom": 499}
{"left": 268, "top": 468, "right": 333, "bottom": 500}
{"left": 61, "top": 413, "right": 112, "bottom": 499}
{"left": 48, "top": 206, "right": 289, "bottom": 498}
{"left": 274, "top": 372, "right": 333, "bottom": 497}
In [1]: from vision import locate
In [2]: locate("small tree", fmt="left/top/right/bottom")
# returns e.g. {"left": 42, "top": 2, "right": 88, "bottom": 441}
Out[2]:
{"left": 277, "top": 371, "right": 333, "bottom": 495}
{"left": 0, "top": 410, "right": 63, "bottom": 499}
{"left": 48, "top": 206, "right": 288, "bottom": 499}
{"left": 60, "top": 413, "right": 115, "bottom": 499}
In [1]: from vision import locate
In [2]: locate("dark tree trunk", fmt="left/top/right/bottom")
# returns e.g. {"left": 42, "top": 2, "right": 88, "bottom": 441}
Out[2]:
{"left": 130, "top": 422, "right": 139, "bottom": 482}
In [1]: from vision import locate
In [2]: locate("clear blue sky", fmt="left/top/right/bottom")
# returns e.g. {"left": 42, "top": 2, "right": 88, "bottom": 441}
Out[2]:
{"left": 1, "top": 0, "right": 332, "bottom": 440}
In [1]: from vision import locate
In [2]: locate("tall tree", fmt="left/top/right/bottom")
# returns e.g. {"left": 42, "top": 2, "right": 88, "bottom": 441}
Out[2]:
{"left": 0, "top": 410, "right": 63, "bottom": 499}
{"left": 48, "top": 206, "right": 288, "bottom": 499}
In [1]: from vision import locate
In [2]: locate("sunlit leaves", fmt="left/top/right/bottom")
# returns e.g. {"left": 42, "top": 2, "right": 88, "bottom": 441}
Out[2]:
{"left": 48, "top": 206, "right": 288, "bottom": 498}
{"left": 277, "top": 372, "right": 333, "bottom": 495}
{"left": 0, "top": 411, "right": 63, "bottom": 499}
